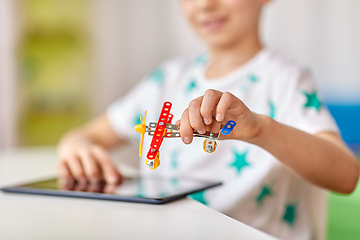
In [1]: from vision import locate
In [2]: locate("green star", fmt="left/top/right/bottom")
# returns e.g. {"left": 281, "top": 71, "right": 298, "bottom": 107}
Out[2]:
{"left": 133, "top": 112, "right": 142, "bottom": 126}
{"left": 283, "top": 203, "right": 297, "bottom": 226}
{"left": 195, "top": 54, "right": 208, "bottom": 65}
{"left": 186, "top": 79, "right": 197, "bottom": 93}
{"left": 170, "top": 177, "right": 179, "bottom": 189}
{"left": 240, "top": 85, "right": 249, "bottom": 92}
{"left": 135, "top": 179, "right": 145, "bottom": 198}
{"left": 133, "top": 112, "right": 144, "bottom": 141}
{"left": 159, "top": 192, "right": 168, "bottom": 198}
{"left": 248, "top": 74, "right": 259, "bottom": 83}
{"left": 189, "top": 190, "right": 207, "bottom": 205}
{"left": 240, "top": 74, "right": 259, "bottom": 92}
{"left": 269, "top": 100, "right": 275, "bottom": 119}
{"left": 170, "top": 150, "right": 179, "bottom": 169}
{"left": 302, "top": 90, "right": 322, "bottom": 112}
{"left": 255, "top": 185, "right": 273, "bottom": 206}
{"left": 147, "top": 68, "right": 164, "bottom": 85}
{"left": 228, "top": 149, "right": 251, "bottom": 175}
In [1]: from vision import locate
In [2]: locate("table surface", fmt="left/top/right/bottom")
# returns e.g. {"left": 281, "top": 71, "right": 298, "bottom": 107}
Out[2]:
{"left": 0, "top": 147, "right": 277, "bottom": 240}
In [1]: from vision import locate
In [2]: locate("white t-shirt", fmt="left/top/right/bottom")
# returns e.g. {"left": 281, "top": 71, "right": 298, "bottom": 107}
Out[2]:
{"left": 107, "top": 49, "right": 338, "bottom": 240}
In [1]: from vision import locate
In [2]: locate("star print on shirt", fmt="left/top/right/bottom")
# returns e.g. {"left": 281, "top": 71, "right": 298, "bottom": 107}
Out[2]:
{"left": 170, "top": 150, "right": 179, "bottom": 169}
{"left": 228, "top": 149, "right": 251, "bottom": 175}
{"left": 302, "top": 90, "right": 322, "bottom": 112}
{"left": 195, "top": 54, "right": 208, "bottom": 65}
{"left": 248, "top": 74, "right": 259, "bottom": 83}
{"left": 283, "top": 203, "right": 297, "bottom": 226}
{"left": 268, "top": 100, "right": 275, "bottom": 119}
{"left": 255, "top": 184, "right": 273, "bottom": 206}
{"left": 147, "top": 68, "right": 164, "bottom": 85}
{"left": 240, "top": 74, "right": 259, "bottom": 92}
{"left": 189, "top": 190, "right": 208, "bottom": 205}
{"left": 170, "top": 177, "right": 179, "bottom": 189}
{"left": 136, "top": 180, "right": 146, "bottom": 198}
{"left": 186, "top": 79, "right": 197, "bottom": 94}
{"left": 133, "top": 112, "right": 143, "bottom": 126}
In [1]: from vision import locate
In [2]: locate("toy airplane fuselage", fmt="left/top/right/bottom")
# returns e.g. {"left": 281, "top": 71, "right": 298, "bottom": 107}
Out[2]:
{"left": 135, "top": 101, "right": 236, "bottom": 170}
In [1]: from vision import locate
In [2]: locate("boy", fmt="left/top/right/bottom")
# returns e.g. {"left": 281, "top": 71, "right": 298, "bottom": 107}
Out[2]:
{"left": 57, "top": 0, "right": 359, "bottom": 239}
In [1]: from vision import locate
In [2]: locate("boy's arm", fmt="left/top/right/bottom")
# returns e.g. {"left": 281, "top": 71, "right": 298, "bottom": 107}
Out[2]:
{"left": 57, "top": 114, "right": 127, "bottom": 184}
{"left": 179, "top": 90, "right": 359, "bottom": 194}
{"left": 255, "top": 116, "right": 359, "bottom": 194}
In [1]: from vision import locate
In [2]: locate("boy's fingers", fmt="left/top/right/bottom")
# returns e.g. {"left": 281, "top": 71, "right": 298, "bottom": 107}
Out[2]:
{"left": 104, "top": 184, "right": 117, "bottom": 194}
{"left": 92, "top": 147, "right": 122, "bottom": 184}
{"left": 210, "top": 121, "right": 222, "bottom": 134}
{"left": 57, "top": 161, "right": 73, "bottom": 180}
{"left": 180, "top": 108, "right": 194, "bottom": 144}
{"left": 175, "top": 119, "right": 181, "bottom": 127}
{"left": 74, "top": 181, "right": 87, "bottom": 191}
{"left": 215, "top": 92, "right": 235, "bottom": 121}
{"left": 78, "top": 150, "right": 101, "bottom": 183}
{"left": 57, "top": 179, "right": 75, "bottom": 190}
{"left": 87, "top": 182, "right": 101, "bottom": 193}
{"left": 201, "top": 89, "right": 222, "bottom": 124}
{"left": 188, "top": 98, "right": 206, "bottom": 134}
{"left": 217, "top": 92, "right": 246, "bottom": 120}
{"left": 66, "top": 156, "right": 86, "bottom": 182}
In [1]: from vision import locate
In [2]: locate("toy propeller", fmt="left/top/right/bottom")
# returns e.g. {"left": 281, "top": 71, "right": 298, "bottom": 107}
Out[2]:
{"left": 134, "top": 111, "right": 147, "bottom": 157}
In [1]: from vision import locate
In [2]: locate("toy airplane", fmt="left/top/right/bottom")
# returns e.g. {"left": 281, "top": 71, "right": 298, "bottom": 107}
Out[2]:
{"left": 135, "top": 102, "right": 236, "bottom": 170}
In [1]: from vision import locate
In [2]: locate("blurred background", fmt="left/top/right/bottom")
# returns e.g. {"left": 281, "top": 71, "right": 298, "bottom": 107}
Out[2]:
{"left": 0, "top": 0, "right": 359, "bottom": 239}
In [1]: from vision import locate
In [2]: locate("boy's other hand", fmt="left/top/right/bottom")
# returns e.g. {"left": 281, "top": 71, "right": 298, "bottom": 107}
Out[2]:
{"left": 57, "top": 141, "right": 122, "bottom": 184}
{"left": 177, "top": 89, "right": 265, "bottom": 144}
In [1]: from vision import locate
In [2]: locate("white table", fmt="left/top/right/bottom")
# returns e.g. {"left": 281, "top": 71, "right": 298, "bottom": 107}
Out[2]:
{"left": 0, "top": 147, "right": 277, "bottom": 240}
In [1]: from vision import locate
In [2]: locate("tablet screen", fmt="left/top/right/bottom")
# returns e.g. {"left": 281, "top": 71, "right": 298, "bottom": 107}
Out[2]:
{"left": 13, "top": 177, "right": 221, "bottom": 201}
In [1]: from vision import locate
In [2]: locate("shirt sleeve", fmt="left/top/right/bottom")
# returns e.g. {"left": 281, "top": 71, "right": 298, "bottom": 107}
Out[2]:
{"left": 274, "top": 67, "right": 339, "bottom": 135}
{"left": 106, "top": 66, "right": 166, "bottom": 143}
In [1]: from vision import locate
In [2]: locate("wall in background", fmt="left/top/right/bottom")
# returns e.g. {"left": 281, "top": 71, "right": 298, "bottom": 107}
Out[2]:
{"left": 90, "top": 0, "right": 204, "bottom": 114}
{"left": 0, "top": 0, "right": 17, "bottom": 148}
{"left": 262, "top": 0, "right": 360, "bottom": 104}
{"left": 16, "top": 0, "right": 93, "bottom": 146}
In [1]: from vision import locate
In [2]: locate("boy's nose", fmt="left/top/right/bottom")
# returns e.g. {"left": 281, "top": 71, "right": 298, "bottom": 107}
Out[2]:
{"left": 197, "top": 0, "right": 218, "bottom": 11}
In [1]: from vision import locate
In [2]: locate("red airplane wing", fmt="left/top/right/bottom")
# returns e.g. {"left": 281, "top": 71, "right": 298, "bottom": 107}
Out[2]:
{"left": 146, "top": 102, "right": 173, "bottom": 160}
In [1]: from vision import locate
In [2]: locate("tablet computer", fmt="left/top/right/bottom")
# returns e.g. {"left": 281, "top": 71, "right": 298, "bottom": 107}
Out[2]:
{"left": 1, "top": 177, "right": 222, "bottom": 204}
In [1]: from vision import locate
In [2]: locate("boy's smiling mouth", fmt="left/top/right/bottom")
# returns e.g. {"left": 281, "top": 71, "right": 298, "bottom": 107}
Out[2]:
{"left": 201, "top": 16, "right": 228, "bottom": 33}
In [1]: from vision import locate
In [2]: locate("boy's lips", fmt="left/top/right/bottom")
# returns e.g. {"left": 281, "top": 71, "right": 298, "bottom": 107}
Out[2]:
{"left": 200, "top": 16, "right": 228, "bottom": 33}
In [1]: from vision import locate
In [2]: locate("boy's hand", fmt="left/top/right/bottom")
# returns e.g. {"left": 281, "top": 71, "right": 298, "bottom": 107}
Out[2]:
{"left": 177, "top": 89, "right": 264, "bottom": 144}
{"left": 57, "top": 140, "right": 122, "bottom": 184}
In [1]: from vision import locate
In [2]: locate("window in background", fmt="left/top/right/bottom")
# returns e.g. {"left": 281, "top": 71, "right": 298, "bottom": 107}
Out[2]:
{"left": 17, "top": 0, "right": 92, "bottom": 146}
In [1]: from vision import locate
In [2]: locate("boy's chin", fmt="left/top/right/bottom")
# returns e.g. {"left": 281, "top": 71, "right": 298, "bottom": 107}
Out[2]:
{"left": 204, "top": 36, "right": 239, "bottom": 50}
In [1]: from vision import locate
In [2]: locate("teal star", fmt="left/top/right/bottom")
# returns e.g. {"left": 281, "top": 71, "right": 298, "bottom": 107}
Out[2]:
{"left": 186, "top": 79, "right": 197, "bottom": 93}
{"left": 240, "top": 75, "right": 259, "bottom": 92}
{"left": 135, "top": 180, "right": 146, "bottom": 198}
{"left": 302, "top": 90, "right": 322, "bottom": 112}
{"left": 195, "top": 54, "right": 208, "bottom": 65}
{"left": 133, "top": 112, "right": 142, "bottom": 126}
{"left": 170, "top": 177, "right": 179, "bottom": 189}
{"left": 283, "top": 203, "right": 297, "bottom": 226}
{"left": 170, "top": 150, "right": 179, "bottom": 169}
{"left": 269, "top": 100, "right": 275, "bottom": 119}
{"left": 147, "top": 68, "right": 164, "bottom": 85}
{"left": 189, "top": 190, "right": 207, "bottom": 205}
{"left": 255, "top": 185, "right": 273, "bottom": 206}
{"left": 228, "top": 149, "right": 251, "bottom": 175}
{"left": 248, "top": 74, "right": 259, "bottom": 83}
{"left": 159, "top": 192, "right": 168, "bottom": 198}
{"left": 240, "top": 85, "right": 249, "bottom": 92}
